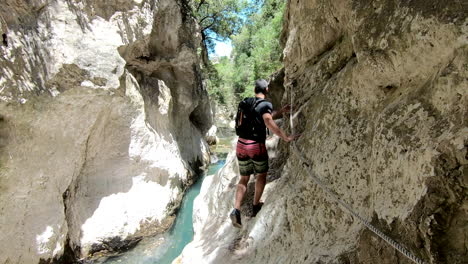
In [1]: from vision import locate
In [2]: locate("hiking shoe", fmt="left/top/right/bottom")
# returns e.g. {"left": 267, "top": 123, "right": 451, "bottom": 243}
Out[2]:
{"left": 252, "top": 202, "right": 264, "bottom": 217}
{"left": 230, "top": 209, "right": 242, "bottom": 228}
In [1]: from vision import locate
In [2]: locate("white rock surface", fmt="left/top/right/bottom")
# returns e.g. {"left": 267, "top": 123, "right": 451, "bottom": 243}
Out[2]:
{"left": 205, "top": 125, "right": 219, "bottom": 145}
{"left": 0, "top": 0, "right": 212, "bottom": 263}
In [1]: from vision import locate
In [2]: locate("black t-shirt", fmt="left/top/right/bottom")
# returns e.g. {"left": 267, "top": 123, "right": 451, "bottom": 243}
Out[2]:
{"left": 253, "top": 97, "right": 273, "bottom": 142}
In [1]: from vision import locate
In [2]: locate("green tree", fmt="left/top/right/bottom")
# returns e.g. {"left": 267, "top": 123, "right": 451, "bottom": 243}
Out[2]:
{"left": 207, "top": 56, "right": 235, "bottom": 106}
{"left": 197, "top": 0, "right": 286, "bottom": 109}
{"left": 191, "top": 0, "right": 253, "bottom": 63}
{"left": 230, "top": 0, "right": 286, "bottom": 99}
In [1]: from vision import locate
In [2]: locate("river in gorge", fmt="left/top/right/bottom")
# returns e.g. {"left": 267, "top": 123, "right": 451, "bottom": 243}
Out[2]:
{"left": 99, "top": 159, "right": 226, "bottom": 264}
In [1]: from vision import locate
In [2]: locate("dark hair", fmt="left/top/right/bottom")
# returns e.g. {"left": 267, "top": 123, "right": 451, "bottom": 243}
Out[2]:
{"left": 254, "top": 79, "right": 268, "bottom": 94}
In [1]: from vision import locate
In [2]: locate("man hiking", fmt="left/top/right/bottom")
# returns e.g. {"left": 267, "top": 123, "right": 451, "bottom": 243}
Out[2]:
{"left": 230, "top": 79, "right": 296, "bottom": 228}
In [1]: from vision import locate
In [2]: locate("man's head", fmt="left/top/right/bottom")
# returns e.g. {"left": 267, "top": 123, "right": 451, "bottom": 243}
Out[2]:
{"left": 254, "top": 79, "right": 269, "bottom": 95}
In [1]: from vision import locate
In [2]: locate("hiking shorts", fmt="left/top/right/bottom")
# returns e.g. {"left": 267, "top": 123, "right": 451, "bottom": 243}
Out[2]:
{"left": 236, "top": 138, "right": 269, "bottom": 176}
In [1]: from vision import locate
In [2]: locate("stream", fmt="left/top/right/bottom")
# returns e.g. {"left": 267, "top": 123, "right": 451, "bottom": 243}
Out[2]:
{"left": 101, "top": 160, "right": 226, "bottom": 264}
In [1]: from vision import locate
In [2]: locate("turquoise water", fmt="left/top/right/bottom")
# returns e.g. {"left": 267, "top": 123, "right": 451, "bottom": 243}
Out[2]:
{"left": 102, "top": 160, "right": 225, "bottom": 264}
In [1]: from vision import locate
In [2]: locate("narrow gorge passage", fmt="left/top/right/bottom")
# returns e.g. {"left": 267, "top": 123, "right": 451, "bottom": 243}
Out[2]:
{"left": 0, "top": 0, "right": 466, "bottom": 264}
{"left": 97, "top": 160, "right": 226, "bottom": 264}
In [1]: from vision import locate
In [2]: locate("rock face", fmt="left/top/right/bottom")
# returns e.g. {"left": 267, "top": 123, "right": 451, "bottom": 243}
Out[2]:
{"left": 0, "top": 0, "right": 211, "bottom": 263}
{"left": 179, "top": 1, "right": 467, "bottom": 264}
{"left": 118, "top": 0, "right": 212, "bottom": 166}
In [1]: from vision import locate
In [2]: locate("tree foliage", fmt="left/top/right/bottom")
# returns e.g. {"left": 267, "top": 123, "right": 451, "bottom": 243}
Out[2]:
{"left": 191, "top": 0, "right": 251, "bottom": 53}
{"left": 194, "top": 0, "right": 286, "bottom": 111}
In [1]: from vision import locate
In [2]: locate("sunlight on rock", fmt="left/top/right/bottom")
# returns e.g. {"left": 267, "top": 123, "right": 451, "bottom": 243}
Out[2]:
{"left": 36, "top": 226, "right": 54, "bottom": 255}
{"left": 1, "top": 0, "right": 465, "bottom": 263}
{"left": 80, "top": 173, "right": 178, "bottom": 252}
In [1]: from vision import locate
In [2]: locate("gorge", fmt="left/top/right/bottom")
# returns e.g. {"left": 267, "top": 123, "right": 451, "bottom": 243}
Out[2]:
{"left": 1, "top": 0, "right": 212, "bottom": 263}
{"left": 1, "top": 0, "right": 467, "bottom": 264}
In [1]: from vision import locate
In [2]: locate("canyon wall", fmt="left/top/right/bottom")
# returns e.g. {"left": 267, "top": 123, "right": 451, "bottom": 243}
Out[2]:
{"left": 179, "top": 1, "right": 467, "bottom": 264}
{"left": 0, "top": 0, "right": 212, "bottom": 263}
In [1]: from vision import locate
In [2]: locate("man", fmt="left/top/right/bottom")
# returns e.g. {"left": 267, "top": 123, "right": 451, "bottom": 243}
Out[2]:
{"left": 230, "top": 79, "right": 295, "bottom": 228}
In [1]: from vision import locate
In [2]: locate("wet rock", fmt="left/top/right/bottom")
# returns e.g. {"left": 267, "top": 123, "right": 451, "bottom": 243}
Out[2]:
{"left": 89, "top": 236, "right": 142, "bottom": 256}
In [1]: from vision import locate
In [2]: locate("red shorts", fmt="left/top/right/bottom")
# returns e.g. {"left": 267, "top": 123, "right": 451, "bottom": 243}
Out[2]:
{"left": 236, "top": 138, "right": 269, "bottom": 176}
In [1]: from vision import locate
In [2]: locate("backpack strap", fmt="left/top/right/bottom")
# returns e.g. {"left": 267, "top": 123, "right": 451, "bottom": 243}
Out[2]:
{"left": 251, "top": 98, "right": 265, "bottom": 112}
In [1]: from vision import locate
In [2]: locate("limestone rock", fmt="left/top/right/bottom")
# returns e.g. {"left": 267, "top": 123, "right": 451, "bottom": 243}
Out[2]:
{"left": 181, "top": 1, "right": 467, "bottom": 264}
{"left": 206, "top": 125, "right": 219, "bottom": 146}
{"left": 212, "top": 103, "right": 236, "bottom": 138}
{"left": 266, "top": 68, "right": 285, "bottom": 110}
{"left": 0, "top": 0, "right": 211, "bottom": 263}
{"left": 118, "top": 0, "right": 213, "bottom": 166}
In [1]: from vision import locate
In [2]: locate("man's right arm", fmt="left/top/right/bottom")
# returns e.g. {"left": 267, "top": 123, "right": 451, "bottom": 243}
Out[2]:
{"left": 262, "top": 113, "right": 294, "bottom": 142}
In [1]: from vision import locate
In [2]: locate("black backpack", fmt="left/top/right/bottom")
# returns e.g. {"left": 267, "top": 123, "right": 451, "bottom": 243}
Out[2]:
{"left": 235, "top": 97, "right": 266, "bottom": 139}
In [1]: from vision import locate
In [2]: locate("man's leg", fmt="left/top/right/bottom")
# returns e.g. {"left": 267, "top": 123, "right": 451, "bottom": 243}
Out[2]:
{"left": 235, "top": 175, "right": 250, "bottom": 210}
{"left": 253, "top": 172, "right": 267, "bottom": 206}
{"left": 251, "top": 142, "right": 268, "bottom": 217}
{"left": 231, "top": 174, "right": 249, "bottom": 228}
{"left": 232, "top": 139, "right": 255, "bottom": 227}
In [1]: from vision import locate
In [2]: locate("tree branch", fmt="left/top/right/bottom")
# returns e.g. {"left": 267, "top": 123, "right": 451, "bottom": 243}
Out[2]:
{"left": 196, "top": 0, "right": 207, "bottom": 12}
{"left": 205, "top": 35, "right": 225, "bottom": 42}
{"left": 199, "top": 14, "right": 216, "bottom": 24}
{"left": 202, "top": 19, "right": 217, "bottom": 31}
